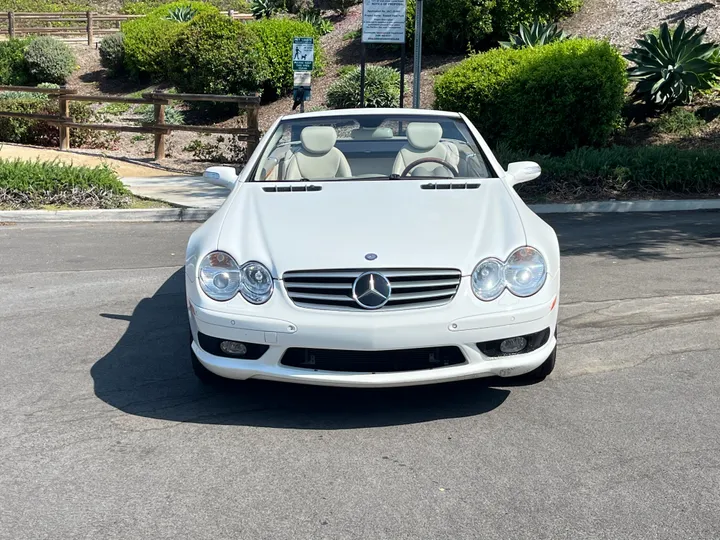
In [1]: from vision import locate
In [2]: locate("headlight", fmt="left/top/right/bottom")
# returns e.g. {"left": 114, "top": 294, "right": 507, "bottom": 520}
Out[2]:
{"left": 472, "top": 247, "right": 546, "bottom": 301}
{"left": 198, "top": 251, "right": 241, "bottom": 301}
{"left": 238, "top": 261, "right": 273, "bottom": 304}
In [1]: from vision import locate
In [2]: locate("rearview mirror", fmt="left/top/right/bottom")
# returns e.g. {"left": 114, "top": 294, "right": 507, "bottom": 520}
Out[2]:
{"left": 506, "top": 161, "right": 541, "bottom": 186}
{"left": 203, "top": 166, "right": 238, "bottom": 189}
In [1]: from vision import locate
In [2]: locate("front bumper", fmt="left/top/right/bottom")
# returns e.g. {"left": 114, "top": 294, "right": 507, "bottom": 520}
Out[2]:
{"left": 188, "top": 276, "right": 559, "bottom": 388}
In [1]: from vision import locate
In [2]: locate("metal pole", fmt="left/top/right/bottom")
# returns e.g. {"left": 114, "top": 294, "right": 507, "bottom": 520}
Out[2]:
{"left": 399, "top": 42, "right": 406, "bottom": 108}
{"left": 359, "top": 43, "right": 366, "bottom": 108}
{"left": 412, "top": 0, "right": 423, "bottom": 109}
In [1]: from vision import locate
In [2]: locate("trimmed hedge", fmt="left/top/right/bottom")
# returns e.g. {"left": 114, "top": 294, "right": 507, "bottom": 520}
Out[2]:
{"left": 495, "top": 144, "right": 720, "bottom": 196}
{"left": 0, "top": 39, "right": 31, "bottom": 85}
{"left": 24, "top": 36, "right": 76, "bottom": 84}
{"left": 170, "top": 12, "right": 264, "bottom": 95}
{"left": 122, "top": 1, "right": 219, "bottom": 79}
{"left": 435, "top": 38, "right": 627, "bottom": 155}
{"left": 247, "top": 17, "right": 322, "bottom": 98}
{"left": 327, "top": 66, "right": 400, "bottom": 108}
{"left": 406, "top": 0, "right": 583, "bottom": 54}
{"left": 0, "top": 158, "right": 130, "bottom": 209}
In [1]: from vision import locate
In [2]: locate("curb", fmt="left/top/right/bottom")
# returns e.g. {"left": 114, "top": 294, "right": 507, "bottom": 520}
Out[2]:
{"left": 1, "top": 199, "right": 719, "bottom": 223}
{"left": 0, "top": 208, "right": 216, "bottom": 223}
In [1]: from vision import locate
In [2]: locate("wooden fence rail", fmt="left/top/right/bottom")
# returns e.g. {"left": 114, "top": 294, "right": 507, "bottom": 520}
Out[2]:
{"left": 0, "top": 85, "right": 261, "bottom": 160}
{"left": 0, "top": 10, "right": 253, "bottom": 45}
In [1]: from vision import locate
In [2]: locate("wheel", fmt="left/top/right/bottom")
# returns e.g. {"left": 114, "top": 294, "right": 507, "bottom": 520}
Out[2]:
{"left": 522, "top": 346, "right": 556, "bottom": 382}
{"left": 191, "top": 343, "right": 225, "bottom": 385}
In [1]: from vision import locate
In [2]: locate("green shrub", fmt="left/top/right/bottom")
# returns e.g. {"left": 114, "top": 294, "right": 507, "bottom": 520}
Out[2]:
{"left": 435, "top": 38, "right": 627, "bottom": 154}
{"left": 122, "top": 1, "right": 218, "bottom": 79}
{"left": 246, "top": 17, "right": 322, "bottom": 98}
{"left": 0, "top": 159, "right": 130, "bottom": 209}
{"left": 494, "top": 144, "right": 720, "bottom": 197}
{"left": 327, "top": 66, "right": 400, "bottom": 108}
{"left": 122, "top": 0, "right": 249, "bottom": 14}
{"left": 326, "top": 0, "right": 360, "bottom": 15}
{"left": 23, "top": 36, "right": 75, "bottom": 84}
{"left": 0, "top": 38, "right": 31, "bottom": 85}
{"left": 499, "top": 19, "right": 569, "bottom": 48}
{"left": 655, "top": 108, "right": 706, "bottom": 136}
{"left": 170, "top": 12, "right": 264, "bottom": 95}
{"left": 405, "top": 0, "right": 583, "bottom": 54}
{"left": 0, "top": 0, "right": 88, "bottom": 11}
{"left": 0, "top": 92, "right": 100, "bottom": 148}
{"left": 298, "top": 8, "right": 333, "bottom": 35}
{"left": 99, "top": 33, "right": 125, "bottom": 76}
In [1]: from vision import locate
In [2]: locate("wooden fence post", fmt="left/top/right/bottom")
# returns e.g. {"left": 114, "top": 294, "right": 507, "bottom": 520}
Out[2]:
{"left": 246, "top": 104, "right": 259, "bottom": 157}
{"left": 86, "top": 11, "right": 93, "bottom": 46}
{"left": 153, "top": 99, "right": 167, "bottom": 160}
{"left": 7, "top": 11, "right": 14, "bottom": 38}
{"left": 58, "top": 93, "right": 70, "bottom": 150}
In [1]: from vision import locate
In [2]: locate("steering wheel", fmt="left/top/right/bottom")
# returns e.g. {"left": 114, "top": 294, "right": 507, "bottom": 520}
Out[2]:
{"left": 401, "top": 157, "right": 459, "bottom": 177}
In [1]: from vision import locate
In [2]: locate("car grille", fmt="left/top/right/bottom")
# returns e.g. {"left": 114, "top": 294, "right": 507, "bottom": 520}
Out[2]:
{"left": 282, "top": 268, "right": 462, "bottom": 311}
{"left": 281, "top": 347, "right": 466, "bottom": 373}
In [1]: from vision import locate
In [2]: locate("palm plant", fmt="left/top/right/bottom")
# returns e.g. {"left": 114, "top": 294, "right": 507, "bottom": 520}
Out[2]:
{"left": 499, "top": 20, "right": 569, "bottom": 49}
{"left": 625, "top": 20, "right": 720, "bottom": 106}
{"left": 166, "top": 5, "right": 198, "bottom": 22}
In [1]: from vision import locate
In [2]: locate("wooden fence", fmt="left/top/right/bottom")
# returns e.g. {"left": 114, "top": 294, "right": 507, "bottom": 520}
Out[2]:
{"left": 0, "top": 85, "right": 261, "bottom": 160}
{"left": 0, "top": 11, "right": 254, "bottom": 45}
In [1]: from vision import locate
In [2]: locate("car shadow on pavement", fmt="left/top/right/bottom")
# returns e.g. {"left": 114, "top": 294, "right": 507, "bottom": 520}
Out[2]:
{"left": 91, "top": 269, "right": 510, "bottom": 429}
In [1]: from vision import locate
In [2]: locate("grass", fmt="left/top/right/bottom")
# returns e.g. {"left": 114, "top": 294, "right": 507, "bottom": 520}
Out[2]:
{"left": 99, "top": 102, "right": 132, "bottom": 116}
{"left": 655, "top": 108, "right": 706, "bottom": 136}
{"left": 342, "top": 29, "right": 360, "bottom": 41}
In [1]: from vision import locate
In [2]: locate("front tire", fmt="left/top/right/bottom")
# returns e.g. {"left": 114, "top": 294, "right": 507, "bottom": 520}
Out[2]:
{"left": 191, "top": 344, "right": 225, "bottom": 385}
{"left": 522, "top": 346, "right": 556, "bottom": 382}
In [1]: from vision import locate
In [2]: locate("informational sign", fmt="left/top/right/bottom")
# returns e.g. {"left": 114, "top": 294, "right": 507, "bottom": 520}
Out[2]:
{"left": 292, "top": 37, "right": 315, "bottom": 73}
{"left": 362, "top": 0, "right": 406, "bottom": 44}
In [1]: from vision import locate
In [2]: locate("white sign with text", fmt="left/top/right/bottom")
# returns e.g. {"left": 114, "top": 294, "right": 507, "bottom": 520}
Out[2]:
{"left": 362, "top": 0, "right": 406, "bottom": 44}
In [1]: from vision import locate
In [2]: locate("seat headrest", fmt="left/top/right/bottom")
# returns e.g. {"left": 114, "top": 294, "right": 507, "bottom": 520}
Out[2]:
{"left": 301, "top": 126, "right": 337, "bottom": 154}
{"left": 406, "top": 122, "right": 443, "bottom": 151}
{"left": 350, "top": 127, "right": 394, "bottom": 140}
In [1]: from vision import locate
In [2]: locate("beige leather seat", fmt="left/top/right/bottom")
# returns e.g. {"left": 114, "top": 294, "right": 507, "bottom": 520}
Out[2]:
{"left": 391, "top": 122, "right": 460, "bottom": 176}
{"left": 284, "top": 126, "right": 352, "bottom": 181}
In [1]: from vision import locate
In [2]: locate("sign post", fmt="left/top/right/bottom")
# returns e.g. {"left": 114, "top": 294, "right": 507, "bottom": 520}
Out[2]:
{"left": 412, "top": 0, "right": 423, "bottom": 109}
{"left": 292, "top": 37, "right": 314, "bottom": 112}
{"left": 361, "top": 0, "right": 407, "bottom": 108}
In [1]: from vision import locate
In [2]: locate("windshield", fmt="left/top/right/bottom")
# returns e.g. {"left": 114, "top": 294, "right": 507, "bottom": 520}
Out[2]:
{"left": 251, "top": 113, "right": 495, "bottom": 182}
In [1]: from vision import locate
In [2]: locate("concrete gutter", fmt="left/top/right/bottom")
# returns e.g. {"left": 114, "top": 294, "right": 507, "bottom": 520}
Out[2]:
{"left": 1, "top": 199, "right": 719, "bottom": 223}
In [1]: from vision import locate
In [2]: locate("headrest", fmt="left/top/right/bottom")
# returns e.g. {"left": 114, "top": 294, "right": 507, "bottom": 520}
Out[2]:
{"left": 406, "top": 122, "right": 443, "bottom": 151}
{"left": 301, "top": 126, "right": 337, "bottom": 154}
{"left": 350, "top": 127, "right": 394, "bottom": 140}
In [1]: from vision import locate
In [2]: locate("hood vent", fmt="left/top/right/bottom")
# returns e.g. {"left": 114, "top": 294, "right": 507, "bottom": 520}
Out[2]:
{"left": 421, "top": 182, "right": 481, "bottom": 190}
{"left": 263, "top": 184, "right": 322, "bottom": 193}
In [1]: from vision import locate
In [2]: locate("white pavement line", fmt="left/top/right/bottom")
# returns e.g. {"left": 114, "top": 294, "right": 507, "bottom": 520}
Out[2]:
{"left": 530, "top": 199, "right": 720, "bottom": 213}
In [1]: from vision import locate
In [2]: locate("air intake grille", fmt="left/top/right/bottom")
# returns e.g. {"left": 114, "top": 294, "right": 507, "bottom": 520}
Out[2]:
{"left": 283, "top": 268, "right": 462, "bottom": 311}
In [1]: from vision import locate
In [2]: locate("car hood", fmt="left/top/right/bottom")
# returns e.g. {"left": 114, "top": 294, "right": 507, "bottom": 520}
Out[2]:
{"left": 217, "top": 180, "right": 526, "bottom": 277}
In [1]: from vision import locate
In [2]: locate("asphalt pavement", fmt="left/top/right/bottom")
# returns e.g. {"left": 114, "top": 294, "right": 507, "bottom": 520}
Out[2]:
{"left": 0, "top": 212, "right": 719, "bottom": 539}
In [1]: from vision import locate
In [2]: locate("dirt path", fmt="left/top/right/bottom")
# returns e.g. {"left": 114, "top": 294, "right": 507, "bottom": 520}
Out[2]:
{"left": 562, "top": 0, "right": 720, "bottom": 50}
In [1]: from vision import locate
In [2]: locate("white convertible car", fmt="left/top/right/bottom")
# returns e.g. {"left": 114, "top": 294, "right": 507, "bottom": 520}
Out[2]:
{"left": 186, "top": 109, "right": 560, "bottom": 387}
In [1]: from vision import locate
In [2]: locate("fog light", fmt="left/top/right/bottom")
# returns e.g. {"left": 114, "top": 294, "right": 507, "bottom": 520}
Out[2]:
{"left": 220, "top": 341, "right": 248, "bottom": 357}
{"left": 499, "top": 337, "right": 527, "bottom": 354}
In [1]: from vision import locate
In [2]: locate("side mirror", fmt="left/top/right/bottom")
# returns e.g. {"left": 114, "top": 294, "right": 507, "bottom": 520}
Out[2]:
{"left": 506, "top": 161, "right": 541, "bottom": 186}
{"left": 203, "top": 166, "right": 238, "bottom": 189}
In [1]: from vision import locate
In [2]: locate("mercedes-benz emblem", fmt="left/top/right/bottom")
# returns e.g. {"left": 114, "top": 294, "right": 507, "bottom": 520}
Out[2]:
{"left": 365, "top": 253, "right": 378, "bottom": 261}
{"left": 352, "top": 272, "right": 391, "bottom": 310}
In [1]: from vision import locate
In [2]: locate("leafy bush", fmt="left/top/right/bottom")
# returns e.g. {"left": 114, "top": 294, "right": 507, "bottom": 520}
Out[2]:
{"left": 140, "top": 103, "right": 185, "bottom": 124}
{"left": 655, "top": 108, "right": 706, "bottom": 136}
{"left": 326, "top": 0, "right": 360, "bottom": 15}
{"left": 494, "top": 144, "right": 720, "bottom": 197}
{"left": 0, "top": 0, "right": 88, "bottom": 11}
{"left": 246, "top": 17, "right": 322, "bottom": 98}
{"left": 23, "top": 36, "right": 75, "bottom": 84}
{"left": 0, "top": 38, "right": 31, "bottom": 85}
{"left": 405, "top": 0, "right": 582, "bottom": 54}
{"left": 251, "top": 0, "right": 277, "bottom": 18}
{"left": 0, "top": 92, "right": 101, "bottom": 148}
{"left": 298, "top": 8, "right": 333, "bottom": 35}
{"left": 435, "top": 38, "right": 627, "bottom": 154}
{"left": 122, "top": 0, "right": 250, "bottom": 14}
{"left": 500, "top": 19, "right": 569, "bottom": 48}
{"left": 327, "top": 66, "right": 400, "bottom": 108}
{"left": 625, "top": 21, "right": 720, "bottom": 106}
{"left": 170, "top": 12, "right": 264, "bottom": 95}
{"left": 0, "top": 159, "right": 130, "bottom": 209}
{"left": 122, "top": 1, "right": 218, "bottom": 79}
{"left": 99, "top": 33, "right": 125, "bottom": 76}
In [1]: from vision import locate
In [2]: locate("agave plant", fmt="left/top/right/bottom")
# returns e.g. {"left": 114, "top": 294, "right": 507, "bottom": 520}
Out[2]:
{"left": 499, "top": 20, "right": 569, "bottom": 49}
{"left": 251, "top": 0, "right": 277, "bottom": 19}
{"left": 166, "top": 5, "right": 198, "bottom": 23}
{"left": 625, "top": 20, "right": 720, "bottom": 106}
